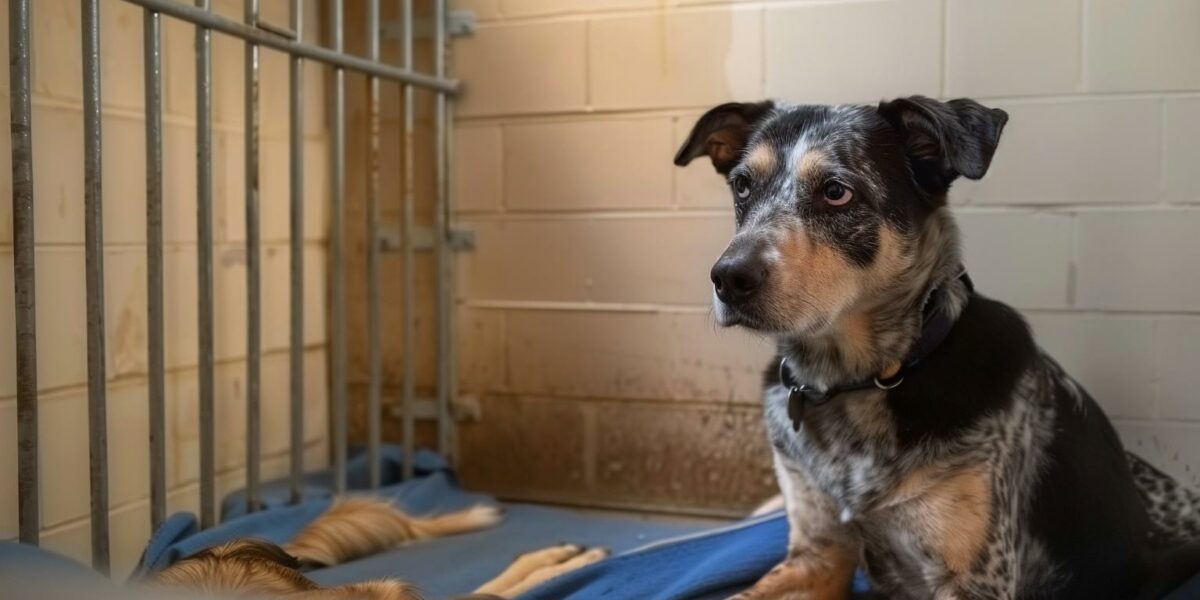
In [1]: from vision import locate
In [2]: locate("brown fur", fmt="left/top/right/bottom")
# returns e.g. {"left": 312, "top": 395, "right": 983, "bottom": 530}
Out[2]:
{"left": 149, "top": 539, "right": 422, "bottom": 599}
{"left": 796, "top": 150, "right": 829, "bottom": 181}
{"left": 748, "top": 143, "right": 776, "bottom": 174}
{"left": 148, "top": 499, "right": 503, "bottom": 599}
{"left": 773, "top": 227, "right": 860, "bottom": 335}
{"left": 916, "top": 468, "right": 992, "bottom": 575}
{"left": 285, "top": 498, "right": 502, "bottom": 567}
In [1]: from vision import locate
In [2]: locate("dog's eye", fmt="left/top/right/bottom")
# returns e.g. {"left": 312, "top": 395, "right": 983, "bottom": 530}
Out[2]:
{"left": 821, "top": 181, "right": 853, "bottom": 206}
{"left": 733, "top": 175, "right": 751, "bottom": 200}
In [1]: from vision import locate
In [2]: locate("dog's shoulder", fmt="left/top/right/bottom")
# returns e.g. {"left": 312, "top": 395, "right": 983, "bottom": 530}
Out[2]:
{"left": 887, "top": 293, "right": 1039, "bottom": 446}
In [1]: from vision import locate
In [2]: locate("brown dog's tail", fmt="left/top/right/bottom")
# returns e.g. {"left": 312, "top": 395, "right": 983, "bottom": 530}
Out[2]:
{"left": 284, "top": 498, "right": 503, "bottom": 567}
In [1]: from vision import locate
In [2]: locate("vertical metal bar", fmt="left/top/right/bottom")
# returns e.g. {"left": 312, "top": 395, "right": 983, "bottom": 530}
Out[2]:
{"left": 195, "top": 0, "right": 217, "bottom": 530}
{"left": 288, "top": 0, "right": 305, "bottom": 505}
{"left": 143, "top": 7, "right": 167, "bottom": 532}
{"left": 366, "top": 0, "right": 382, "bottom": 489}
{"left": 244, "top": 0, "right": 262, "bottom": 513}
{"left": 9, "top": 0, "right": 39, "bottom": 547}
{"left": 82, "top": 0, "right": 110, "bottom": 574}
{"left": 399, "top": 0, "right": 416, "bottom": 482}
{"left": 443, "top": 98, "right": 459, "bottom": 464}
{"left": 330, "top": 0, "right": 348, "bottom": 495}
{"left": 433, "top": 0, "right": 451, "bottom": 458}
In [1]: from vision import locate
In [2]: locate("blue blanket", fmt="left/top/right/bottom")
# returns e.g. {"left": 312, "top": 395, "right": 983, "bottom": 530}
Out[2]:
{"left": 133, "top": 446, "right": 719, "bottom": 598}
{"left": 4, "top": 445, "right": 1185, "bottom": 600}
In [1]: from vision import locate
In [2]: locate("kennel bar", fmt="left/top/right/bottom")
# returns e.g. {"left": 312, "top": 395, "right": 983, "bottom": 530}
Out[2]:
{"left": 367, "top": 0, "right": 384, "bottom": 490}
{"left": 144, "top": 6, "right": 167, "bottom": 532}
{"left": 434, "top": 0, "right": 452, "bottom": 457}
{"left": 195, "top": 0, "right": 218, "bottom": 531}
{"left": 9, "top": 0, "right": 460, "bottom": 570}
{"left": 121, "top": 0, "right": 459, "bottom": 92}
{"left": 331, "top": 0, "right": 349, "bottom": 496}
{"left": 82, "top": 0, "right": 113, "bottom": 574}
{"left": 9, "top": 0, "right": 39, "bottom": 547}
{"left": 245, "top": 0, "right": 263, "bottom": 515}
{"left": 400, "top": 0, "right": 417, "bottom": 481}
{"left": 289, "top": 0, "right": 306, "bottom": 506}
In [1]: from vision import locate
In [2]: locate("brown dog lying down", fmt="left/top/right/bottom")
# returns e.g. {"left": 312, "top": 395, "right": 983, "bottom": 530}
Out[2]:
{"left": 146, "top": 497, "right": 609, "bottom": 599}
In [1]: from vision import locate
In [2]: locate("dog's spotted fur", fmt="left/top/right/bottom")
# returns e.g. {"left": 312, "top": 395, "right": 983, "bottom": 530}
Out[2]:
{"left": 677, "top": 97, "right": 1200, "bottom": 599}
{"left": 1127, "top": 453, "right": 1200, "bottom": 549}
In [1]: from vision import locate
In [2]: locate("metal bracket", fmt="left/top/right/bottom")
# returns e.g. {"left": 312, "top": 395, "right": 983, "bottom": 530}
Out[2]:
{"left": 381, "top": 10, "right": 476, "bottom": 41}
{"left": 378, "top": 226, "right": 475, "bottom": 253}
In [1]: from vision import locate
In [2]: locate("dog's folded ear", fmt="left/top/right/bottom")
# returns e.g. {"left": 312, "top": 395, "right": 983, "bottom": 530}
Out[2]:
{"left": 877, "top": 96, "right": 1008, "bottom": 195}
{"left": 674, "top": 101, "right": 774, "bottom": 175}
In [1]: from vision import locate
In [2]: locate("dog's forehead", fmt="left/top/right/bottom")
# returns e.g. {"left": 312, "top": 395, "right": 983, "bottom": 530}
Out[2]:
{"left": 750, "top": 104, "right": 878, "bottom": 163}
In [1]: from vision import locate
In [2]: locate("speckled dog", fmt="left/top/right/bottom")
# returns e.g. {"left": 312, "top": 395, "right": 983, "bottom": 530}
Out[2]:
{"left": 675, "top": 96, "right": 1200, "bottom": 600}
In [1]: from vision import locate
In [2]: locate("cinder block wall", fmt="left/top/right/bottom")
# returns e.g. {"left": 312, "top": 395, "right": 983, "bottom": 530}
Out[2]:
{"left": 449, "top": 0, "right": 1200, "bottom": 515}
{"left": 0, "top": 0, "right": 331, "bottom": 574}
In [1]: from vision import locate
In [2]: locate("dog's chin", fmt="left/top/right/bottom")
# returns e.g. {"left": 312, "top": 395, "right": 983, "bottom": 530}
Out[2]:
{"left": 712, "top": 299, "right": 777, "bottom": 332}
{"left": 713, "top": 296, "right": 829, "bottom": 337}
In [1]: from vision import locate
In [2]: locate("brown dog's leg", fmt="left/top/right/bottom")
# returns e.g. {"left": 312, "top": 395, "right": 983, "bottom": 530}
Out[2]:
{"left": 473, "top": 544, "right": 584, "bottom": 595}
{"left": 498, "top": 546, "right": 611, "bottom": 597}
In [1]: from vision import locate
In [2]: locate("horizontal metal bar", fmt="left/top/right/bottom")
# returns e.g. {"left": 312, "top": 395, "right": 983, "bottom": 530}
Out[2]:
{"left": 119, "top": 0, "right": 460, "bottom": 93}
{"left": 377, "top": 226, "right": 475, "bottom": 253}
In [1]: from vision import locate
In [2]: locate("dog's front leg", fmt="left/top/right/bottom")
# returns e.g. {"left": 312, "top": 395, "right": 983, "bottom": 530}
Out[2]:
{"left": 731, "top": 456, "right": 858, "bottom": 600}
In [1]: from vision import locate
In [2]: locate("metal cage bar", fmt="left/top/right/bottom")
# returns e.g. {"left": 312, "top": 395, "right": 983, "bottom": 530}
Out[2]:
{"left": 82, "top": 0, "right": 111, "bottom": 574}
{"left": 433, "top": 0, "right": 453, "bottom": 459}
{"left": 121, "top": 0, "right": 457, "bottom": 92}
{"left": 330, "top": 0, "right": 349, "bottom": 496}
{"left": 399, "top": 0, "right": 417, "bottom": 482}
{"left": 7, "top": 0, "right": 461, "bottom": 565}
{"left": 244, "top": 0, "right": 263, "bottom": 514}
{"left": 9, "top": 0, "right": 39, "bottom": 547}
{"left": 143, "top": 6, "right": 167, "bottom": 532}
{"left": 366, "top": 0, "right": 383, "bottom": 490}
{"left": 195, "top": 0, "right": 217, "bottom": 531}
{"left": 288, "top": 0, "right": 306, "bottom": 506}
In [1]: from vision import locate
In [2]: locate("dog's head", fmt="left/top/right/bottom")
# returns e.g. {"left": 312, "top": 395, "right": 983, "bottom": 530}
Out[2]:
{"left": 675, "top": 96, "right": 1006, "bottom": 337}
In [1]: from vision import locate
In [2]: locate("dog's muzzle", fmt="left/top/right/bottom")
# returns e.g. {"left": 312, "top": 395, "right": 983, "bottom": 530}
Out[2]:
{"left": 710, "top": 238, "right": 768, "bottom": 307}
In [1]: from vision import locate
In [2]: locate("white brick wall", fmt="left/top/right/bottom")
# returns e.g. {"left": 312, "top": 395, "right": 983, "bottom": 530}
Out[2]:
{"left": 451, "top": 0, "right": 1200, "bottom": 490}
{"left": 0, "top": 0, "right": 331, "bottom": 573}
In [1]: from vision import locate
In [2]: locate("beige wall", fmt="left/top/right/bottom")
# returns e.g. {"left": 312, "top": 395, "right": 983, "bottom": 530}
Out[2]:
{"left": 449, "top": 0, "right": 1200, "bottom": 513}
{"left": 0, "top": 0, "right": 331, "bottom": 574}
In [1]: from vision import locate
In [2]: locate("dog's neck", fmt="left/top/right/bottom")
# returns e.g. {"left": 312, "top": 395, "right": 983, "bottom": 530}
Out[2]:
{"left": 776, "top": 209, "right": 969, "bottom": 389}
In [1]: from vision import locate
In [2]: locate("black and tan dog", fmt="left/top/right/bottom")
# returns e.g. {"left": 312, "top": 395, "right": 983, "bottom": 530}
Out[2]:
{"left": 675, "top": 96, "right": 1200, "bottom": 600}
{"left": 146, "top": 498, "right": 607, "bottom": 599}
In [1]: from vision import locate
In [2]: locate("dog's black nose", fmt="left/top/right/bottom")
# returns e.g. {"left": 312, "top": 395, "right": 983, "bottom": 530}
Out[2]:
{"left": 711, "top": 253, "right": 766, "bottom": 305}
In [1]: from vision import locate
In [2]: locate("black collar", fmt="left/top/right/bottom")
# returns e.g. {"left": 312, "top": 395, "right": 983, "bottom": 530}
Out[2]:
{"left": 780, "top": 270, "right": 973, "bottom": 431}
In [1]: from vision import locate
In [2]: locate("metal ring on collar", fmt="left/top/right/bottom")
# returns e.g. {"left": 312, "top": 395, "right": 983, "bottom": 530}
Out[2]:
{"left": 874, "top": 376, "right": 904, "bottom": 390}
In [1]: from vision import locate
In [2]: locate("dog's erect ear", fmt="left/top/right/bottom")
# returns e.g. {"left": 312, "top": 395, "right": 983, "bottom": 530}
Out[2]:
{"left": 877, "top": 96, "right": 1008, "bottom": 194}
{"left": 674, "top": 101, "right": 774, "bottom": 175}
